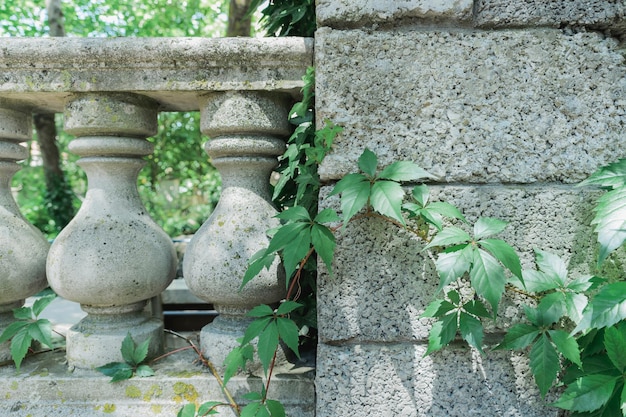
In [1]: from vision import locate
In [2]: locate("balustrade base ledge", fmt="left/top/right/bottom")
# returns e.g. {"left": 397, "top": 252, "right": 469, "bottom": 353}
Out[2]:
{"left": 0, "top": 332, "right": 315, "bottom": 417}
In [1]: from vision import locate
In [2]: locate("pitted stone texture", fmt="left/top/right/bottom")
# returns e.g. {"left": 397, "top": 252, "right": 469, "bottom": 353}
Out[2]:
{"left": 316, "top": 28, "right": 626, "bottom": 183}
{"left": 316, "top": 343, "right": 557, "bottom": 417}
{"left": 316, "top": 0, "right": 473, "bottom": 27}
{"left": 318, "top": 184, "right": 602, "bottom": 343}
{"left": 475, "top": 0, "right": 626, "bottom": 33}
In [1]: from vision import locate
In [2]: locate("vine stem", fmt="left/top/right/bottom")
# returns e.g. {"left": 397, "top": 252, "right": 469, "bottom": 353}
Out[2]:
{"left": 262, "top": 349, "right": 279, "bottom": 403}
{"left": 164, "top": 329, "right": 241, "bottom": 416}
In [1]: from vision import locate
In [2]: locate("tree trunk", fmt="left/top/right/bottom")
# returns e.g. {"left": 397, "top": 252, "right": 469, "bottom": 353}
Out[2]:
{"left": 34, "top": 0, "right": 74, "bottom": 230}
{"left": 227, "top": 0, "right": 252, "bottom": 37}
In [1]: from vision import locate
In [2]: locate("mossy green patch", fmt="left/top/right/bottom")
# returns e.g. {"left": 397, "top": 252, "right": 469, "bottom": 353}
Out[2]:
{"left": 151, "top": 405, "right": 162, "bottom": 414}
{"left": 125, "top": 385, "right": 142, "bottom": 399}
{"left": 10, "top": 381, "right": 18, "bottom": 390}
{"left": 143, "top": 384, "right": 163, "bottom": 402}
{"left": 103, "top": 403, "right": 116, "bottom": 413}
{"left": 172, "top": 381, "right": 198, "bottom": 404}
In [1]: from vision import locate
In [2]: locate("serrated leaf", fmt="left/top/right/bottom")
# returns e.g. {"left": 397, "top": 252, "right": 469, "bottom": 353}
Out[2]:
{"left": 420, "top": 299, "right": 456, "bottom": 318}
{"left": 135, "top": 364, "right": 155, "bottom": 377}
{"left": 478, "top": 238, "right": 522, "bottom": 281}
{"left": 604, "top": 325, "right": 626, "bottom": 372}
{"left": 0, "top": 320, "right": 30, "bottom": 343}
{"left": 378, "top": 161, "right": 434, "bottom": 182}
{"left": 177, "top": 403, "right": 197, "bottom": 417}
{"left": 621, "top": 383, "right": 626, "bottom": 417}
{"left": 495, "top": 323, "right": 540, "bottom": 350}
{"left": 277, "top": 317, "right": 300, "bottom": 358}
{"left": 311, "top": 223, "right": 335, "bottom": 273}
{"left": 242, "top": 251, "right": 276, "bottom": 290}
{"left": 576, "top": 282, "right": 626, "bottom": 332}
{"left": 530, "top": 333, "right": 561, "bottom": 398}
{"left": 425, "top": 313, "right": 458, "bottom": 355}
{"left": 411, "top": 184, "right": 429, "bottom": 207}
{"left": 258, "top": 321, "right": 279, "bottom": 374}
{"left": 223, "top": 344, "right": 254, "bottom": 385}
{"left": 276, "top": 301, "right": 302, "bottom": 315}
{"left": 579, "top": 158, "right": 626, "bottom": 189}
{"left": 537, "top": 292, "right": 567, "bottom": 325}
{"left": 242, "top": 391, "right": 264, "bottom": 401}
{"left": 462, "top": 299, "right": 491, "bottom": 318}
{"left": 197, "top": 401, "right": 222, "bottom": 416}
{"left": 328, "top": 173, "right": 368, "bottom": 196}
{"left": 132, "top": 337, "right": 151, "bottom": 365}
{"left": 553, "top": 374, "right": 619, "bottom": 412}
{"left": 314, "top": 208, "right": 341, "bottom": 224}
{"left": 96, "top": 362, "right": 134, "bottom": 383}
{"left": 13, "top": 307, "right": 32, "bottom": 320}
{"left": 275, "top": 205, "right": 311, "bottom": 222}
{"left": 473, "top": 217, "right": 508, "bottom": 240}
{"left": 549, "top": 329, "right": 582, "bottom": 368}
{"left": 121, "top": 333, "right": 136, "bottom": 365}
{"left": 266, "top": 399, "right": 286, "bottom": 417}
{"left": 434, "top": 246, "right": 472, "bottom": 291}
{"left": 565, "top": 292, "right": 588, "bottom": 324}
{"left": 535, "top": 249, "right": 567, "bottom": 287}
{"left": 417, "top": 207, "right": 443, "bottom": 231}
{"left": 27, "top": 319, "right": 53, "bottom": 349}
{"left": 459, "top": 312, "right": 484, "bottom": 353}
{"left": 241, "top": 401, "right": 263, "bottom": 417}
{"left": 568, "top": 275, "right": 600, "bottom": 292}
{"left": 10, "top": 329, "right": 32, "bottom": 371}
{"left": 425, "top": 227, "right": 471, "bottom": 249}
{"left": 470, "top": 249, "right": 507, "bottom": 316}
{"left": 447, "top": 290, "right": 461, "bottom": 305}
{"left": 358, "top": 148, "right": 378, "bottom": 177}
{"left": 427, "top": 201, "right": 467, "bottom": 223}
{"left": 281, "top": 225, "right": 311, "bottom": 278}
{"left": 32, "top": 294, "right": 56, "bottom": 317}
{"left": 247, "top": 304, "right": 275, "bottom": 318}
{"left": 338, "top": 177, "right": 370, "bottom": 225}
{"left": 370, "top": 180, "right": 406, "bottom": 225}
{"left": 521, "top": 270, "right": 559, "bottom": 293}
{"left": 242, "top": 317, "right": 272, "bottom": 346}
{"left": 266, "top": 222, "right": 309, "bottom": 255}
{"left": 590, "top": 186, "right": 626, "bottom": 266}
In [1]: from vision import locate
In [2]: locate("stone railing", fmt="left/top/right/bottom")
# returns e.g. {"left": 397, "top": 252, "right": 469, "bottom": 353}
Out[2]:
{"left": 0, "top": 37, "right": 312, "bottom": 372}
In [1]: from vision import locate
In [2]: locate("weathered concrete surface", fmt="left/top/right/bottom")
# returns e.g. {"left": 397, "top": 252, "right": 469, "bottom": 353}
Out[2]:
{"left": 316, "top": 28, "right": 626, "bottom": 183}
{"left": 475, "top": 0, "right": 626, "bottom": 33}
{"left": 0, "top": 37, "right": 313, "bottom": 112}
{"left": 0, "top": 336, "right": 314, "bottom": 417}
{"left": 316, "top": 343, "right": 557, "bottom": 417}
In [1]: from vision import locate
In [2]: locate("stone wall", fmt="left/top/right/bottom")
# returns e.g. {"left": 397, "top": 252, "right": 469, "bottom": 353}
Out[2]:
{"left": 315, "top": 1, "right": 626, "bottom": 416}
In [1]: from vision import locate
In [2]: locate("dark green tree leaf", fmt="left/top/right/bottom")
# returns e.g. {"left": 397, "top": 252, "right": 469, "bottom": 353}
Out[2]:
{"left": 420, "top": 299, "right": 456, "bottom": 319}
{"left": 242, "top": 317, "right": 272, "bottom": 346}
{"left": 530, "top": 333, "right": 560, "bottom": 398}
{"left": 32, "top": 293, "right": 57, "bottom": 317}
{"left": 537, "top": 292, "right": 567, "bottom": 325}
{"left": 276, "top": 317, "right": 300, "bottom": 358}
{"left": 459, "top": 312, "right": 484, "bottom": 353}
{"left": 266, "top": 222, "right": 309, "bottom": 255}
{"left": 121, "top": 333, "right": 136, "bottom": 365}
{"left": 96, "top": 362, "right": 134, "bottom": 383}
{"left": 478, "top": 238, "right": 522, "bottom": 280}
{"left": 575, "top": 282, "right": 626, "bottom": 332}
{"left": 311, "top": 223, "right": 335, "bottom": 273}
{"left": 425, "top": 313, "right": 458, "bottom": 355}
{"left": 0, "top": 321, "right": 30, "bottom": 343}
{"left": 13, "top": 307, "right": 32, "bottom": 321}
{"left": 521, "top": 270, "right": 561, "bottom": 293}
{"left": 197, "top": 401, "right": 222, "bottom": 416}
{"left": 275, "top": 205, "right": 311, "bottom": 222}
{"left": 462, "top": 299, "right": 491, "bottom": 318}
{"left": 553, "top": 374, "right": 619, "bottom": 413}
{"left": 247, "top": 305, "right": 275, "bottom": 318}
{"left": 242, "top": 251, "right": 276, "bottom": 290}
{"left": 337, "top": 176, "right": 370, "bottom": 225}
{"left": 314, "top": 208, "right": 340, "bottom": 224}
{"left": 258, "top": 321, "right": 279, "bottom": 374}
{"left": 604, "top": 325, "right": 626, "bottom": 372}
{"left": 132, "top": 337, "right": 151, "bottom": 365}
{"left": 266, "top": 399, "right": 286, "bottom": 417}
{"left": 549, "top": 329, "right": 582, "bottom": 368}
{"left": 281, "top": 225, "right": 311, "bottom": 278}
{"left": 223, "top": 344, "right": 254, "bottom": 385}
{"left": 495, "top": 323, "right": 540, "bottom": 350}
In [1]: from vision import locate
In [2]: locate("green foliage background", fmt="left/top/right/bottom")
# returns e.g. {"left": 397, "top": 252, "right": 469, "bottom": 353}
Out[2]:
{"left": 1, "top": 0, "right": 236, "bottom": 238}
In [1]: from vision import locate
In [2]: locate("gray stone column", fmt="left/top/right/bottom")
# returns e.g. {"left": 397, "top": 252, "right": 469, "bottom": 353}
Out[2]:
{"left": 47, "top": 93, "right": 177, "bottom": 369}
{"left": 184, "top": 91, "right": 290, "bottom": 370}
{"left": 0, "top": 102, "right": 49, "bottom": 361}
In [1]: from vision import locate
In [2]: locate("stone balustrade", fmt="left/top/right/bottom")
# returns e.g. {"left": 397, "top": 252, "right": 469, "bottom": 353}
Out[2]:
{"left": 0, "top": 37, "right": 312, "bottom": 371}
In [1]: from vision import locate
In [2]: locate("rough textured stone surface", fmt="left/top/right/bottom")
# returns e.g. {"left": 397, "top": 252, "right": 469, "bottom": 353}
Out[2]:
{"left": 318, "top": 184, "right": 603, "bottom": 343}
{"left": 316, "top": 0, "right": 473, "bottom": 27}
{"left": 475, "top": 0, "right": 626, "bottom": 33}
{"left": 0, "top": 37, "right": 313, "bottom": 112}
{"left": 316, "top": 343, "right": 557, "bottom": 417}
{"left": 316, "top": 28, "right": 626, "bottom": 183}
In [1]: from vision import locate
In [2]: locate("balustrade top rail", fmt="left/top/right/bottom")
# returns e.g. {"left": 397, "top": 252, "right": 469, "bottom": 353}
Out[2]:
{"left": 0, "top": 37, "right": 313, "bottom": 112}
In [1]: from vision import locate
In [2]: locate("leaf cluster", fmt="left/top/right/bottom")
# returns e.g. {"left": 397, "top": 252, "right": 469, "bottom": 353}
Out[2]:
{"left": 249, "top": 0, "right": 315, "bottom": 37}
{"left": 95, "top": 333, "right": 155, "bottom": 383}
{"left": 0, "top": 290, "right": 57, "bottom": 371}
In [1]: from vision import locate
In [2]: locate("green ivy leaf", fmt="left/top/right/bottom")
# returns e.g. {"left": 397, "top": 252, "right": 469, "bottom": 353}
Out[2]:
{"left": 358, "top": 148, "right": 378, "bottom": 177}
{"left": 459, "top": 312, "right": 484, "bottom": 353}
{"left": 314, "top": 208, "right": 341, "bottom": 224}
{"left": 241, "top": 401, "right": 263, "bottom": 417}
{"left": 276, "top": 301, "right": 302, "bottom": 316}
{"left": 266, "top": 399, "right": 286, "bottom": 417}
{"left": 242, "top": 251, "right": 276, "bottom": 290}
{"left": 121, "top": 333, "right": 136, "bottom": 365}
{"left": 276, "top": 317, "right": 300, "bottom": 358}
{"left": 537, "top": 292, "right": 567, "bottom": 325}
{"left": 275, "top": 206, "right": 311, "bottom": 222}
{"left": 568, "top": 275, "right": 601, "bottom": 292}
{"left": 177, "top": 403, "right": 197, "bottom": 417}
{"left": 96, "top": 362, "right": 134, "bottom": 383}
{"left": 478, "top": 239, "right": 522, "bottom": 281}
{"left": 311, "top": 223, "right": 335, "bottom": 273}
{"left": 197, "top": 401, "right": 222, "bottom": 416}
{"left": 473, "top": 217, "right": 508, "bottom": 240}
{"left": 258, "top": 321, "right": 279, "bottom": 374}
{"left": 223, "top": 344, "right": 254, "bottom": 385}
{"left": 337, "top": 176, "right": 371, "bottom": 225}
{"left": 549, "top": 329, "right": 582, "bottom": 368}
{"left": 434, "top": 246, "right": 472, "bottom": 291}
{"left": 416, "top": 207, "right": 443, "bottom": 231}
{"left": 565, "top": 292, "right": 588, "bottom": 324}
{"left": 329, "top": 173, "right": 368, "bottom": 197}
{"left": 604, "top": 325, "right": 626, "bottom": 372}
{"left": 420, "top": 299, "right": 456, "bottom": 319}
{"left": 521, "top": 270, "right": 561, "bottom": 293}
{"left": 426, "top": 201, "right": 467, "bottom": 224}
{"left": 27, "top": 319, "right": 53, "bottom": 349}
{"left": 281, "top": 224, "right": 311, "bottom": 278}
{"left": 529, "top": 333, "right": 560, "bottom": 398}
{"left": 535, "top": 249, "right": 567, "bottom": 287}
{"left": 495, "top": 323, "right": 540, "bottom": 350}
{"left": 370, "top": 180, "right": 406, "bottom": 225}
{"left": 621, "top": 383, "right": 626, "bottom": 417}
{"left": 13, "top": 307, "right": 32, "bottom": 321}
{"left": 425, "top": 313, "right": 458, "bottom": 355}
{"left": 470, "top": 249, "right": 507, "bottom": 316}
{"left": 0, "top": 321, "right": 29, "bottom": 343}
{"left": 32, "top": 294, "right": 56, "bottom": 317}
{"left": 135, "top": 364, "right": 155, "bottom": 378}
{"left": 248, "top": 305, "right": 275, "bottom": 318}
{"left": 425, "top": 227, "right": 471, "bottom": 249}
{"left": 132, "top": 337, "right": 151, "bottom": 365}
{"left": 265, "top": 222, "right": 309, "bottom": 255}
{"left": 553, "top": 374, "right": 619, "bottom": 413}
{"left": 462, "top": 300, "right": 491, "bottom": 318}
{"left": 411, "top": 184, "right": 429, "bottom": 207}
{"left": 447, "top": 290, "right": 461, "bottom": 305}
{"left": 575, "top": 282, "right": 626, "bottom": 332}
{"left": 590, "top": 186, "right": 626, "bottom": 266}
{"left": 242, "top": 317, "right": 272, "bottom": 346}
{"left": 579, "top": 158, "right": 626, "bottom": 189}
{"left": 378, "top": 161, "right": 434, "bottom": 182}
{"left": 10, "top": 329, "right": 32, "bottom": 371}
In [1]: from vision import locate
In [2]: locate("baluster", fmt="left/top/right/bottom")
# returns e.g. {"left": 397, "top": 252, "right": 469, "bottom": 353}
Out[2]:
{"left": 0, "top": 101, "right": 49, "bottom": 361}
{"left": 47, "top": 93, "right": 177, "bottom": 369}
{"left": 184, "top": 91, "right": 291, "bottom": 370}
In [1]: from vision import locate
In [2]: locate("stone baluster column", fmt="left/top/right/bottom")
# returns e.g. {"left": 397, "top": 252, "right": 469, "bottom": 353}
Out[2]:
{"left": 184, "top": 91, "right": 291, "bottom": 369}
{"left": 0, "top": 102, "right": 49, "bottom": 361}
{"left": 47, "top": 93, "right": 177, "bottom": 369}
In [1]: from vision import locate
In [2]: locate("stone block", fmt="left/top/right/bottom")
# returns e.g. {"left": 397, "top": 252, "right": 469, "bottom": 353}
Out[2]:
{"left": 317, "top": 184, "right": 606, "bottom": 343}
{"left": 316, "top": 28, "right": 626, "bottom": 183}
{"left": 475, "top": 0, "right": 626, "bottom": 33}
{"left": 316, "top": 0, "right": 473, "bottom": 28}
{"left": 316, "top": 343, "right": 557, "bottom": 417}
